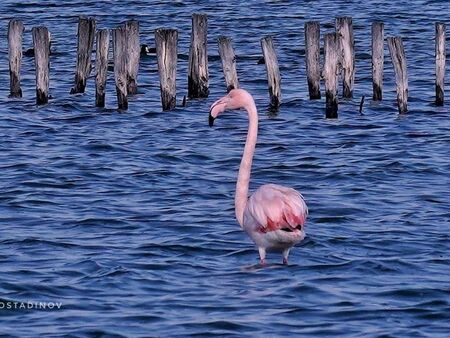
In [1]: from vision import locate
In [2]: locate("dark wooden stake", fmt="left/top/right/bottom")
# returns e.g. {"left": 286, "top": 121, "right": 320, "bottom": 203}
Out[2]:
{"left": 359, "top": 95, "right": 365, "bottom": 115}
{"left": 155, "top": 28, "right": 178, "bottom": 111}
{"left": 305, "top": 21, "right": 321, "bottom": 99}
{"left": 32, "top": 26, "right": 50, "bottom": 105}
{"left": 8, "top": 20, "right": 24, "bottom": 98}
{"left": 71, "top": 17, "right": 96, "bottom": 94}
{"left": 261, "top": 36, "right": 281, "bottom": 108}
{"left": 323, "top": 33, "right": 339, "bottom": 118}
{"left": 218, "top": 36, "right": 239, "bottom": 92}
{"left": 387, "top": 37, "right": 408, "bottom": 114}
{"left": 372, "top": 22, "right": 384, "bottom": 101}
{"left": 95, "top": 29, "right": 109, "bottom": 108}
{"left": 112, "top": 26, "right": 128, "bottom": 110}
{"left": 125, "top": 20, "right": 140, "bottom": 95}
{"left": 336, "top": 17, "right": 355, "bottom": 98}
{"left": 188, "top": 13, "right": 209, "bottom": 98}
{"left": 435, "top": 22, "right": 446, "bottom": 106}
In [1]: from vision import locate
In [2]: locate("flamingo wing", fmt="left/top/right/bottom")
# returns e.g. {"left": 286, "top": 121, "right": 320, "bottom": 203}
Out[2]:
{"left": 244, "top": 184, "right": 308, "bottom": 232}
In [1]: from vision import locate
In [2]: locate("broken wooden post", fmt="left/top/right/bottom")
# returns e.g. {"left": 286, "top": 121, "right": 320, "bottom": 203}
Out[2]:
{"left": 305, "top": 21, "right": 321, "bottom": 99}
{"left": 218, "top": 36, "right": 239, "bottom": 92}
{"left": 71, "top": 17, "right": 96, "bottom": 94}
{"left": 323, "top": 33, "right": 339, "bottom": 118}
{"left": 435, "top": 22, "right": 446, "bottom": 106}
{"left": 336, "top": 17, "right": 355, "bottom": 98}
{"left": 372, "top": 22, "right": 384, "bottom": 101}
{"left": 155, "top": 28, "right": 178, "bottom": 111}
{"left": 188, "top": 13, "right": 209, "bottom": 98}
{"left": 387, "top": 37, "right": 408, "bottom": 114}
{"left": 112, "top": 26, "right": 128, "bottom": 110}
{"left": 95, "top": 29, "right": 109, "bottom": 108}
{"left": 8, "top": 19, "right": 24, "bottom": 98}
{"left": 261, "top": 36, "right": 281, "bottom": 108}
{"left": 125, "top": 20, "right": 140, "bottom": 95}
{"left": 32, "top": 26, "right": 50, "bottom": 105}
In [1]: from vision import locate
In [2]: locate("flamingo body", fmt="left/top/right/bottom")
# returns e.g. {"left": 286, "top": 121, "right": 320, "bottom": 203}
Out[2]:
{"left": 209, "top": 89, "right": 308, "bottom": 264}
{"left": 244, "top": 184, "right": 307, "bottom": 264}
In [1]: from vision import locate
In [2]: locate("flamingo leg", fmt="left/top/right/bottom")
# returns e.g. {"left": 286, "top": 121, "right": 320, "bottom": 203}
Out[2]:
{"left": 258, "top": 247, "right": 266, "bottom": 265}
{"left": 282, "top": 248, "right": 290, "bottom": 265}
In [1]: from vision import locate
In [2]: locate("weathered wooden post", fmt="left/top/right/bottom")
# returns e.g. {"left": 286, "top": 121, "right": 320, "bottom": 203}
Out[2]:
{"left": 70, "top": 17, "right": 96, "bottom": 94}
{"left": 305, "top": 21, "right": 321, "bottom": 99}
{"left": 188, "top": 13, "right": 209, "bottom": 98}
{"left": 155, "top": 28, "right": 178, "bottom": 111}
{"left": 112, "top": 26, "right": 128, "bottom": 110}
{"left": 218, "top": 36, "right": 239, "bottom": 92}
{"left": 261, "top": 36, "right": 281, "bottom": 108}
{"left": 372, "top": 22, "right": 384, "bottom": 101}
{"left": 323, "top": 33, "right": 339, "bottom": 118}
{"left": 387, "top": 37, "right": 408, "bottom": 114}
{"left": 125, "top": 20, "right": 140, "bottom": 95}
{"left": 336, "top": 17, "right": 355, "bottom": 98}
{"left": 32, "top": 26, "right": 50, "bottom": 105}
{"left": 95, "top": 29, "right": 109, "bottom": 108}
{"left": 8, "top": 19, "right": 24, "bottom": 98}
{"left": 435, "top": 22, "right": 446, "bottom": 106}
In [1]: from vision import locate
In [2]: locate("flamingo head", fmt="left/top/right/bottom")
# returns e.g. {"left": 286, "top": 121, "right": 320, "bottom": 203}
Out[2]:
{"left": 209, "top": 89, "right": 255, "bottom": 127}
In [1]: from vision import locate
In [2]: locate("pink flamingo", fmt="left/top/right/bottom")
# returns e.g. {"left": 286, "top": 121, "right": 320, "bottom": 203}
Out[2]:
{"left": 209, "top": 89, "right": 308, "bottom": 265}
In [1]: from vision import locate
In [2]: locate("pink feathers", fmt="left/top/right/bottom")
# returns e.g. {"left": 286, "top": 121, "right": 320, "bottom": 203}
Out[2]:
{"left": 246, "top": 184, "right": 308, "bottom": 233}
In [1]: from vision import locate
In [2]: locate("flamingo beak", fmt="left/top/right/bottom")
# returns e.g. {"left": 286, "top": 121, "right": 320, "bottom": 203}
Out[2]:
{"left": 208, "top": 112, "right": 216, "bottom": 127}
{"left": 209, "top": 96, "right": 229, "bottom": 127}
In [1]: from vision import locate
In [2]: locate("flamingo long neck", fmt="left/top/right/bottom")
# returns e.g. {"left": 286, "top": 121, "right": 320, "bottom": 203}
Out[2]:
{"left": 235, "top": 102, "right": 258, "bottom": 226}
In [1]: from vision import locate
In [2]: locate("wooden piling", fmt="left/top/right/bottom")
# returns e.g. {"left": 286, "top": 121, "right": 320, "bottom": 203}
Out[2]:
{"left": 336, "top": 17, "right": 355, "bottom": 98}
{"left": 261, "top": 36, "right": 281, "bottom": 108}
{"left": 387, "top": 37, "right": 408, "bottom": 114}
{"left": 70, "top": 17, "right": 96, "bottom": 94}
{"left": 155, "top": 28, "right": 178, "bottom": 111}
{"left": 218, "top": 36, "right": 239, "bottom": 92}
{"left": 8, "top": 20, "right": 24, "bottom": 98}
{"left": 188, "top": 13, "right": 209, "bottom": 98}
{"left": 435, "top": 22, "right": 446, "bottom": 106}
{"left": 32, "top": 26, "right": 50, "bottom": 105}
{"left": 323, "top": 33, "right": 339, "bottom": 118}
{"left": 95, "top": 29, "right": 109, "bottom": 108}
{"left": 125, "top": 20, "right": 140, "bottom": 95}
{"left": 304, "top": 21, "right": 321, "bottom": 99}
{"left": 112, "top": 26, "right": 128, "bottom": 110}
{"left": 372, "top": 22, "right": 384, "bottom": 101}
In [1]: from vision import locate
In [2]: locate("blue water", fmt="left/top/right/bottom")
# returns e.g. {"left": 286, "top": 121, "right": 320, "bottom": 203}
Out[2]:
{"left": 1, "top": 1, "right": 450, "bottom": 336}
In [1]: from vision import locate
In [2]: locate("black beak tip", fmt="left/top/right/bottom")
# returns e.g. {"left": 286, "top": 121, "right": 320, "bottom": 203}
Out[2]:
{"left": 208, "top": 113, "right": 215, "bottom": 127}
